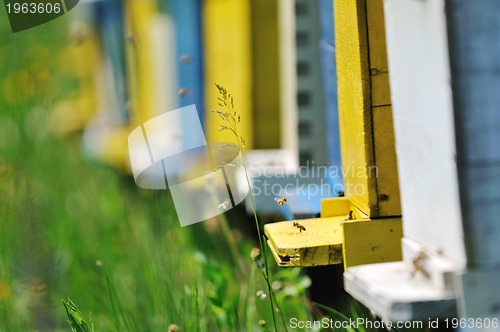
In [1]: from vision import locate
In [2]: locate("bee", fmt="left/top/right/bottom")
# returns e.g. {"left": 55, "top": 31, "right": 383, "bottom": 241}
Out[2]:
{"left": 411, "top": 251, "right": 430, "bottom": 278}
{"left": 218, "top": 199, "right": 231, "bottom": 211}
{"left": 274, "top": 196, "right": 287, "bottom": 206}
{"left": 341, "top": 210, "right": 354, "bottom": 225}
{"left": 27, "top": 279, "right": 48, "bottom": 298}
{"left": 178, "top": 87, "right": 190, "bottom": 96}
{"left": 179, "top": 54, "right": 192, "bottom": 64}
{"left": 70, "top": 30, "right": 87, "bottom": 46}
{"left": 292, "top": 221, "right": 306, "bottom": 232}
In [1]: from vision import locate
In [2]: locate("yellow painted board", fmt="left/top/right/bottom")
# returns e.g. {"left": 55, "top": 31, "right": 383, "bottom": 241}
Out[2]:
{"left": 51, "top": 29, "right": 100, "bottom": 134}
{"left": 125, "top": 0, "right": 158, "bottom": 125}
{"left": 251, "top": 0, "right": 281, "bottom": 149}
{"left": 203, "top": 0, "right": 253, "bottom": 148}
{"left": 264, "top": 217, "right": 345, "bottom": 267}
{"left": 321, "top": 197, "right": 352, "bottom": 217}
{"left": 321, "top": 196, "right": 370, "bottom": 220}
{"left": 342, "top": 218, "right": 403, "bottom": 269}
{"left": 334, "top": 0, "right": 400, "bottom": 218}
{"left": 334, "top": 0, "right": 376, "bottom": 217}
{"left": 366, "top": 0, "right": 391, "bottom": 107}
{"left": 95, "top": 127, "right": 132, "bottom": 173}
{"left": 372, "top": 105, "right": 401, "bottom": 216}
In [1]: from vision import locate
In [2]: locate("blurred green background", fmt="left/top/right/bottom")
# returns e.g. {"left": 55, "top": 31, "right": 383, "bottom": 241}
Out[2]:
{"left": 0, "top": 4, "right": 317, "bottom": 331}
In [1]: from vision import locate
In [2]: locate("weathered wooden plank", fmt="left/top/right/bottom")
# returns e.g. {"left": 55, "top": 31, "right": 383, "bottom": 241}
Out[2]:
{"left": 383, "top": 0, "right": 466, "bottom": 264}
{"left": 251, "top": 0, "right": 281, "bottom": 149}
{"left": 334, "top": 0, "right": 400, "bottom": 218}
{"left": 372, "top": 105, "right": 400, "bottom": 216}
{"left": 264, "top": 216, "right": 345, "bottom": 267}
{"left": 366, "top": 0, "right": 391, "bottom": 107}
{"left": 344, "top": 262, "right": 457, "bottom": 322}
{"left": 334, "top": 0, "right": 375, "bottom": 216}
{"left": 342, "top": 218, "right": 403, "bottom": 269}
{"left": 265, "top": 207, "right": 401, "bottom": 269}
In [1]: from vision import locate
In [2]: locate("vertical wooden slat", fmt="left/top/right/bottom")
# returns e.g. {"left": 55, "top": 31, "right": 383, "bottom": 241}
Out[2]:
{"left": 342, "top": 218, "right": 403, "bottom": 268}
{"left": 172, "top": 0, "right": 204, "bottom": 124}
{"left": 203, "top": 0, "right": 253, "bottom": 148}
{"left": 366, "top": 0, "right": 391, "bottom": 107}
{"left": 384, "top": 0, "right": 465, "bottom": 263}
{"left": 333, "top": 0, "right": 400, "bottom": 217}
{"left": 251, "top": 0, "right": 281, "bottom": 149}
{"left": 447, "top": 0, "right": 500, "bottom": 269}
{"left": 334, "top": 0, "right": 374, "bottom": 215}
{"left": 125, "top": 0, "right": 158, "bottom": 125}
{"left": 278, "top": 0, "right": 298, "bottom": 165}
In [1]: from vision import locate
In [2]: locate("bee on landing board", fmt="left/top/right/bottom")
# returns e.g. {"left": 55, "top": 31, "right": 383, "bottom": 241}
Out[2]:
{"left": 341, "top": 210, "right": 354, "bottom": 225}
{"left": 274, "top": 197, "right": 287, "bottom": 206}
{"left": 292, "top": 221, "right": 306, "bottom": 233}
{"left": 411, "top": 251, "right": 430, "bottom": 278}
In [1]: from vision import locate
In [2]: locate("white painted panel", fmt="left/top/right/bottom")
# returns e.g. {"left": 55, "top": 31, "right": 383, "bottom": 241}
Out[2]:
{"left": 150, "top": 15, "right": 178, "bottom": 115}
{"left": 383, "top": 0, "right": 466, "bottom": 263}
{"left": 344, "top": 262, "right": 457, "bottom": 322}
{"left": 278, "top": 0, "right": 299, "bottom": 167}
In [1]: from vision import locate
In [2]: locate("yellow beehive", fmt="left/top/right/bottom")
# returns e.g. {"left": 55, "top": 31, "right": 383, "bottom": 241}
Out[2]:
{"left": 265, "top": 0, "right": 403, "bottom": 270}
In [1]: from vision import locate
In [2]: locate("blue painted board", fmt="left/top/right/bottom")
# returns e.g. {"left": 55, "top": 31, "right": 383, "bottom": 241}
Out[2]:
{"left": 172, "top": 0, "right": 204, "bottom": 127}
{"left": 93, "top": 0, "right": 129, "bottom": 123}
{"left": 320, "top": 41, "right": 341, "bottom": 175}
{"left": 319, "top": 0, "right": 335, "bottom": 47}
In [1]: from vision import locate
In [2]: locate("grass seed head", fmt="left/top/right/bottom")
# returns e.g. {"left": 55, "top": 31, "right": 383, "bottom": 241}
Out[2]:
{"left": 168, "top": 324, "right": 179, "bottom": 332}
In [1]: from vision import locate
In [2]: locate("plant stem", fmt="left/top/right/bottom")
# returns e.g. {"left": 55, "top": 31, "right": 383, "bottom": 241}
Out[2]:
{"left": 214, "top": 84, "right": 288, "bottom": 331}
{"left": 242, "top": 167, "right": 277, "bottom": 328}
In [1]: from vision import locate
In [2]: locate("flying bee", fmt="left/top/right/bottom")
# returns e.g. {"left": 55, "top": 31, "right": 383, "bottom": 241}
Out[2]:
{"left": 218, "top": 199, "right": 231, "bottom": 211}
{"left": 274, "top": 196, "right": 287, "bottom": 206}
{"left": 292, "top": 221, "right": 306, "bottom": 233}
{"left": 178, "top": 87, "right": 190, "bottom": 96}
{"left": 179, "top": 54, "right": 192, "bottom": 64}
